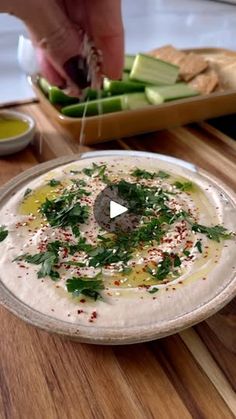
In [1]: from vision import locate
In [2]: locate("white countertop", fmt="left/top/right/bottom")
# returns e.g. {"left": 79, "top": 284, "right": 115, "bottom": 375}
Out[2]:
{"left": 1, "top": 0, "right": 236, "bottom": 104}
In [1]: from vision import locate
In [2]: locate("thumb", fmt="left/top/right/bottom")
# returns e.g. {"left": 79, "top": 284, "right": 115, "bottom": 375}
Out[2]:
{"left": 18, "top": 0, "right": 86, "bottom": 91}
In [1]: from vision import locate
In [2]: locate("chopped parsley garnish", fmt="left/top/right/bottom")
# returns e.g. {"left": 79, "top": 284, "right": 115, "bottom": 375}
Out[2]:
{"left": 83, "top": 163, "right": 109, "bottom": 183}
{"left": 158, "top": 170, "right": 170, "bottom": 179}
{"left": 24, "top": 188, "right": 32, "bottom": 198}
{"left": 13, "top": 236, "right": 93, "bottom": 280}
{"left": 0, "top": 226, "right": 8, "bottom": 242}
{"left": 67, "top": 236, "right": 93, "bottom": 254}
{"left": 195, "top": 240, "right": 203, "bottom": 253}
{"left": 13, "top": 165, "right": 234, "bottom": 297}
{"left": 66, "top": 274, "right": 104, "bottom": 300}
{"left": 183, "top": 249, "right": 190, "bottom": 257}
{"left": 173, "top": 255, "right": 182, "bottom": 267}
{"left": 70, "top": 179, "right": 87, "bottom": 187}
{"left": 88, "top": 246, "right": 132, "bottom": 268}
{"left": 131, "top": 168, "right": 156, "bottom": 179}
{"left": 129, "top": 218, "right": 165, "bottom": 245}
{"left": 14, "top": 251, "right": 59, "bottom": 280}
{"left": 131, "top": 168, "right": 170, "bottom": 180}
{"left": 70, "top": 170, "right": 80, "bottom": 174}
{"left": 48, "top": 179, "right": 61, "bottom": 187}
{"left": 192, "top": 224, "right": 232, "bottom": 242}
{"left": 116, "top": 180, "right": 170, "bottom": 215}
{"left": 148, "top": 287, "right": 159, "bottom": 294}
{"left": 174, "top": 181, "right": 193, "bottom": 191}
{"left": 40, "top": 186, "right": 90, "bottom": 233}
{"left": 147, "top": 253, "right": 182, "bottom": 281}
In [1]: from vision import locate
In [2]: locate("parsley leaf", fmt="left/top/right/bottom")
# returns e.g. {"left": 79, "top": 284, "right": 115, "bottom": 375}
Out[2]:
{"left": 148, "top": 287, "right": 159, "bottom": 294}
{"left": 88, "top": 246, "right": 132, "bottom": 267}
{"left": 131, "top": 168, "right": 170, "bottom": 179}
{"left": 157, "top": 171, "right": 170, "bottom": 179}
{"left": 195, "top": 240, "right": 203, "bottom": 253}
{"left": 40, "top": 187, "right": 90, "bottom": 233}
{"left": 70, "top": 179, "right": 87, "bottom": 187}
{"left": 147, "top": 253, "right": 182, "bottom": 281}
{"left": 24, "top": 188, "right": 32, "bottom": 198}
{"left": 183, "top": 249, "right": 190, "bottom": 257}
{"left": 173, "top": 255, "right": 181, "bottom": 267}
{"left": 48, "top": 179, "right": 61, "bottom": 187}
{"left": 129, "top": 218, "right": 165, "bottom": 245}
{"left": 174, "top": 181, "right": 193, "bottom": 191}
{"left": 116, "top": 180, "right": 170, "bottom": 215}
{"left": 192, "top": 224, "right": 232, "bottom": 242}
{"left": 68, "top": 236, "right": 93, "bottom": 254}
{"left": 83, "top": 163, "right": 109, "bottom": 183}
{"left": 0, "top": 226, "right": 8, "bottom": 242}
{"left": 131, "top": 168, "right": 156, "bottom": 179}
{"left": 14, "top": 251, "right": 59, "bottom": 280}
{"left": 66, "top": 274, "right": 104, "bottom": 300}
{"left": 70, "top": 170, "right": 80, "bottom": 174}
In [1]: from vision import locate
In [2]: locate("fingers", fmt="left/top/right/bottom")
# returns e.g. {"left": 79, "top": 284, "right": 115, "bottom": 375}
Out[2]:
{"left": 87, "top": 0, "right": 124, "bottom": 79}
{"left": 20, "top": 0, "right": 85, "bottom": 93}
{"left": 65, "top": 0, "right": 124, "bottom": 79}
{"left": 36, "top": 48, "right": 65, "bottom": 87}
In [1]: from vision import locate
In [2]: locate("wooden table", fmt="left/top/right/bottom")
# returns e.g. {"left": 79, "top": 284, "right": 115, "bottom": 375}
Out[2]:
{"left": 0, "top": 103, "right": 236, "bottom": 419}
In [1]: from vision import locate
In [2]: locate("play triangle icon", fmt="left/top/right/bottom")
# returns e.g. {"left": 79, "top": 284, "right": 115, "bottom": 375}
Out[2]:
{"left": 110, "top": 201, "right": 128, "bottom": 219}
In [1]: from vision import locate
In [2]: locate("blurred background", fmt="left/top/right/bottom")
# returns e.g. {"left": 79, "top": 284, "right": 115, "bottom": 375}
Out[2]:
{"left": 1, "top": 0, "right": 236, "bottom": 103}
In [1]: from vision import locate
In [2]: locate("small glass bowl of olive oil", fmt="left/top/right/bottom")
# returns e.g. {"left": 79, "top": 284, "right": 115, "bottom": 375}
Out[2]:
{"left": 0, "top": 111, "right": 35, "bottom": 156}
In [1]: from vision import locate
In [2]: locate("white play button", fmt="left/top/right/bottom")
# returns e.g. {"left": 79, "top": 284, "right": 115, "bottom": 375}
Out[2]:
{"left": 110, "top": 201, "right": 128, "bottom": 219}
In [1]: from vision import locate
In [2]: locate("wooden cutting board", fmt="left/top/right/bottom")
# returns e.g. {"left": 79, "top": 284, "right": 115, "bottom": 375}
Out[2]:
{"left": 0, "top": 102, "right": 235, "bottom": 419}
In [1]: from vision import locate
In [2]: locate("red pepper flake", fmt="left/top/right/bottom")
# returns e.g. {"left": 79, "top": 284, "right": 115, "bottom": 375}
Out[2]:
{"left": 172, "top": 287, "right": 176, "bottom": 291}
{"left": 89, "top": 319, "right": 93, "bottom": 323}
{"left": 152, "top": 297, "right": 157, "bottom": 300}
{"left": 19, "top": 264, "right": 25, "bottom": 268}
{"left": 114, "top": 280, "right": 120, "bottom": 286}
{"left": 77, "top": 309, "right": 84, "bottom": 314}
{"left": 91, "top": 311, "right": 97, "bottom": 320}
{"left": 80, "top": 299, "right": 86, "bottom": 303}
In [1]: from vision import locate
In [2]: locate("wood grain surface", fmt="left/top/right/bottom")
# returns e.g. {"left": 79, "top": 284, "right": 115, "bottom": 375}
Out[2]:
{"left": 0, "top": 103, "right": 235, "bottom": 419}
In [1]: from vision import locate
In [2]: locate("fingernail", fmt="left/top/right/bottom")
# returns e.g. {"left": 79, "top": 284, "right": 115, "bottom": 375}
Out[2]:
{"left": 63, "top": 55, "right": 90, "bottom": 89}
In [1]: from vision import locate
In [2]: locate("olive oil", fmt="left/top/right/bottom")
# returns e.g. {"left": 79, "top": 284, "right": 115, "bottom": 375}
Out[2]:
{"left": 0, "top": 117, "right": 29, "bottom": 140}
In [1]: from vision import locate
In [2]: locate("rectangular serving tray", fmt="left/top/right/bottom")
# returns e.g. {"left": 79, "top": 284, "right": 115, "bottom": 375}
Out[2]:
{"left": 30, "top": 47, "right": 236, "bottom": 145}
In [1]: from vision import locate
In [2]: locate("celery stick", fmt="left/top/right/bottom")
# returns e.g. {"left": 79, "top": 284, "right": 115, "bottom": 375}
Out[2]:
{"left": 122, "top": 93, "right": 151, "bottom": 110}
{"left": 103, "top": 78, "right": 146, "bottom": 95}
{"left": 146, "top": 83, "right": 199, "bottom": 105}
{"left": 124, "top": 54, "right": 136, "bottom": 72}
{"left": 130, "top": 54, "right": 179, "bottom": 85}
{"left": 61, "top": 96, "right": 123, "bottom": 117}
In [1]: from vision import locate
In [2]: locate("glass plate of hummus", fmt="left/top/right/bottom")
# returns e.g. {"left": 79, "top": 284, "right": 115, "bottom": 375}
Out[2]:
{"left": 0, "top": 150, "right": 235, "bottom": 344}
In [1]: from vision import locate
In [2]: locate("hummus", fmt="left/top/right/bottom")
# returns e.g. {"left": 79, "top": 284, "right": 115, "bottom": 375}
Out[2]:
{"left": 0, "top": 155, "right": 235, "bottom": 330}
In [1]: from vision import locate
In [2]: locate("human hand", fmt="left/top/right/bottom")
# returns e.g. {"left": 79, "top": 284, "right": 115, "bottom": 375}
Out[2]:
{"left": 2, "top": 0, "right": 124, "bottom": 94}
